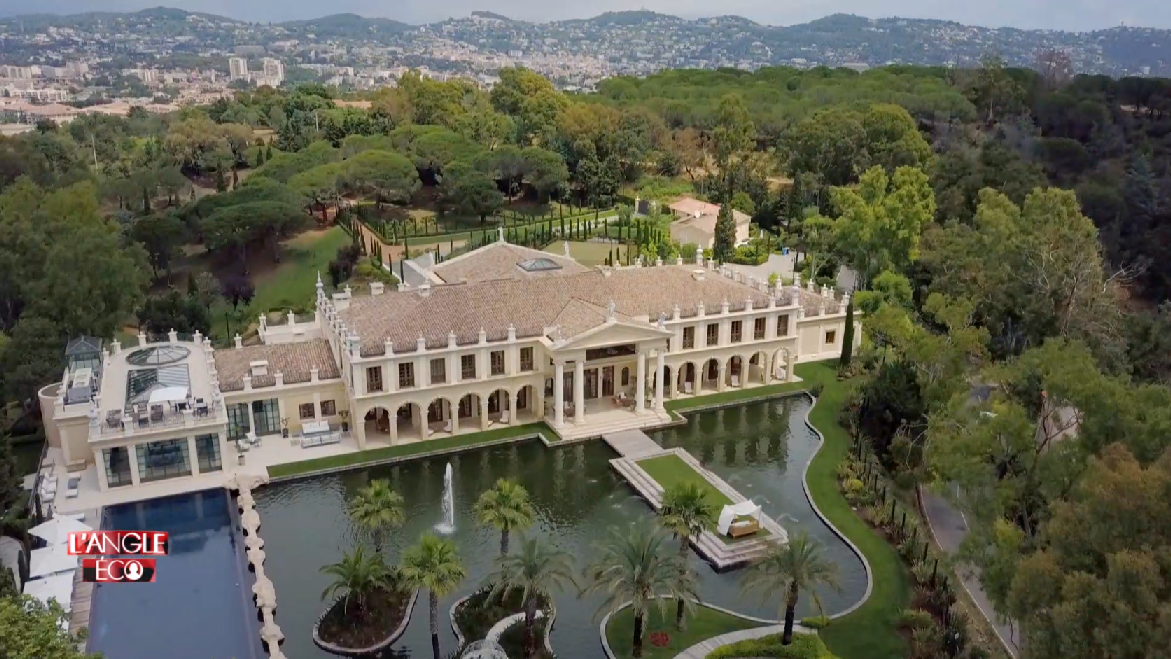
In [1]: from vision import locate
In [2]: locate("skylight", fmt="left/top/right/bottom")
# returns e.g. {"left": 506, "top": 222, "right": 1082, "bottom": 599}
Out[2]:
{"left": 517, "top": 258, "right": 563, "bottom": 273}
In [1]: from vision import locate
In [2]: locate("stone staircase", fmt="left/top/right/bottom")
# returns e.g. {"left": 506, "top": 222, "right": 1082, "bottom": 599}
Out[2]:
{"left": 610, "top": 449, "right": 786, "bottom": 570}
{"left": 551, "top": 409, "right": 675, "bottom": 442}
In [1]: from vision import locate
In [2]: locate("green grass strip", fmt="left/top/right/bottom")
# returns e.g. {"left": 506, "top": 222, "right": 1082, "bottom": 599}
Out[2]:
{"left": 794, "top": 362, "right": 910, "bottom": 659}
{"left": 637, "top": 454, "right": 734, "bottom": 507}
{"left": 605, "top": 604, "right": 761, "bottom": 659}
{"left": 265, "top": 422, "right": 555, "bottom": 479}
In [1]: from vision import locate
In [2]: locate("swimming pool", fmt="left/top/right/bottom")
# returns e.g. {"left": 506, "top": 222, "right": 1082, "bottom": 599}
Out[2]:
{"left": 87, "top": 489, "right": 265, "bottom": 659}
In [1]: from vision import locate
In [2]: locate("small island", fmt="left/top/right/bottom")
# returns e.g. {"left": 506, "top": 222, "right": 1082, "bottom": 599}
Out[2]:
{"left": 312, "top": 558, "right": 418, "bottom": 656}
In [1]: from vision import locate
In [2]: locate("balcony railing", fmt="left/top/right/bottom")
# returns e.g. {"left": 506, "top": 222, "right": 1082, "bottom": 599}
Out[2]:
{"left": 92, "top": 401, "right": 223, "bottom": 440}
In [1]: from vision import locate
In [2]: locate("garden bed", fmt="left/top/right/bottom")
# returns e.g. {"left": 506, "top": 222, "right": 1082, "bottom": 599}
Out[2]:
{"left": 313, "top": 584, "right": 418, "bottom": 656}
{"left": 452, "top": 587, "right": 551, "bottom": 644}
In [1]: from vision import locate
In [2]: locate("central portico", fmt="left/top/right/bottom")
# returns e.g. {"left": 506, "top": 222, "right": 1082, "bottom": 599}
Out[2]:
{"left": 544, "top": 312, "right": 674, "bottom": 428}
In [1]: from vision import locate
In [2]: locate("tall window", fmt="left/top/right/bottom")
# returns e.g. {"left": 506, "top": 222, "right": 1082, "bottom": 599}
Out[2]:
{"left": 104, "top": 447, "right": 132, "bottom": 487}
{"left": 706, "top": 323, "right": 719, "bottom": 346}
{"left": 777, "top": 315, "right": 790, "bottom": 337}
{"left": 298, "top": 403, "right": 315, "bottom": 420}
{"left": 251, "top": 399, "right": 280, "bottom": 436}
{"left": 825, "top": 330, "right": 837, "bottom": 345}
{"left": 398, "top": 363, "right": 414, "bottom": 388}
{"left": 366, "top": 366, "right": 383, "bottom": 392}
{"left": 491, "top": 350, "right": 505, "bottom": 376}
{"left": 754, "top": 317, "right": 766, "bottom": 340}
{"left": 137, "top": 438, "right": 191, "bottom": 483}
{"left": 430, "top": 358, "right": 447, "bottom": 384}
{"left": 731, "top": 320, "right": 743, "bottom": 343}
{"left": 226, "top": 403, "right": 250, "bottom": 440}
{"left": 683, "top": 326, "right": 695, "bottom": 349}
{"left": 195, "top": 434, "right": 221, "bottom": 473}
{"left": 461, "top": 354, "right": 477, "bottom": 380}
{"left": 520, "top": 347, "right": 534, "bottom": 372}
{"left": 321, "top": 400, "right": 337, "bottom": 416}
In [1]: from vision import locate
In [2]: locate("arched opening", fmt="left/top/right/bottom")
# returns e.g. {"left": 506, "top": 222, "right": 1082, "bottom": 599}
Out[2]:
{"left": 516, "top": 385, "right": 535, "bottom": 424}
{"left": 363, "top": 406, "right": 394, "bottom": 444}
{"left": 702, "top": 358, "right": 721, "bottom": 392}
{"left": 678, "top": 362, "right": 697, "bottom": 395}
{"left": 457, "top": 393, "right": 480, "bottom": 433}
{"left": 726, "top": 356, "right": 744, "bottom": 388}
{"left": 749, "top": 351, "right": 770, "bottom": 384}
{"left": 425, "top": 398, "right": 455, "bottom": 437}
{"left": 661, "top": 365, "right": 673, "bottom": 398}
{"left": 487, "top": 388, "right": 512, "bottom": 425}
{"left": 772, "top": 348, "right": 791, "bottom": 383}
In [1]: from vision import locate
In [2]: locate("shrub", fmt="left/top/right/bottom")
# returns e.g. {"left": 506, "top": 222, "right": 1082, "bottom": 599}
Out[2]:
{"left": 896, "top": 608, "right": 935, "bottom": 632}
{"left": 648, "top": 631, "right": 670, "bottom": 647}
{"left": 842, "top": 478, "right": 866, "bottom": 505}
{"left": 706, "top": 632, "right": 838, "bottom": 659}
{"left": 835, "top": 458, "right": 859, "bottom": 480}
{"left": 911, "top": 560, "right": 936, "bottom": 586}
{"left": 810, "top": 382, "right": 825, "bottom": 398}
{"left": 799, "top": 615, "right": 830, "bottom": 629}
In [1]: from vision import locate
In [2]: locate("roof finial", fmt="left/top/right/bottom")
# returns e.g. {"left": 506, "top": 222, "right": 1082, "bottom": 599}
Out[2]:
{"left": 607, "top": 300, "right": 616, "bottom": 321}
{"left": 498, "top": 226, "right": 505, "bottom": 243}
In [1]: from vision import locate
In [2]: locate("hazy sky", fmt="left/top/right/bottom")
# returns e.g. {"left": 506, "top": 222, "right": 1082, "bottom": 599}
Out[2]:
{"left": 1, "top": 0, "right": 1167, "bottom": 31}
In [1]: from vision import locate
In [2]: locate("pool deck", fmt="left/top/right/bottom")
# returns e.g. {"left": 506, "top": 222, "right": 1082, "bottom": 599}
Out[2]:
{"left": 604, "top": 431, "right": 788, "bottom": 570}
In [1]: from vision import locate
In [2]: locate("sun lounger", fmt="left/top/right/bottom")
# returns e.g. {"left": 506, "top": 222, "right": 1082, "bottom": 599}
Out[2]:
{"left": 499, "top": 410, "right": 510, "bottom": 424}
{"left": 65, "top": 477, "right": 80, "bottom": 499}
{"left": 684, "top": 382, "right": 693, "bottom": 394}
{"left": 444, "top": 419, "right": 453, "bottom": 433}
{"left": 731, "top": 375, "right": 740, "bottom": 387}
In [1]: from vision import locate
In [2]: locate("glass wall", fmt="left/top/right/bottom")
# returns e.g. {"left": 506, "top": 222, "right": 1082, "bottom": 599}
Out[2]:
{"left": 195, "top": 434, "right": 222, "bottom": 473}
{"left": 226, "top": 403, "right": 250, "bottom": 440}
{"left": 136, "top": 439, "right": 191, "bottom": 483}
{"left": 251, "top": 399, "right": 280, "bottom": 436}
{"left": 103, "top": 447, "right": 133, "bottom": 487}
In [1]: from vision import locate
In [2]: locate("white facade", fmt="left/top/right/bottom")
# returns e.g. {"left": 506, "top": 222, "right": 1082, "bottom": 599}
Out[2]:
{"left": 228, "top": 57, "right": 249, "bottom": 81}
{"left": 260, "top": 58, "right": 285, "bottom": 86}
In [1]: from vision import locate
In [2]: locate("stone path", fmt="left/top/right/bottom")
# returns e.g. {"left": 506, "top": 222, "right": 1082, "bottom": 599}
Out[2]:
{"left": 602, "top": 429, "right": 665, "bottom": 458}
{"left": 230, "top": 473, "right": 287, "bottom": 659}
{"left": 486, "top": 610, "right": 545, "bottom": 643}
{"left": 673, "top": 623, "right": 812, "bottom": 659}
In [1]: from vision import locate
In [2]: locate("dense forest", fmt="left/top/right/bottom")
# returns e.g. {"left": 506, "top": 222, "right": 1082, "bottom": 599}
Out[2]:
{"left": 2, "top": 59, "right": 1171, "bottom": 658}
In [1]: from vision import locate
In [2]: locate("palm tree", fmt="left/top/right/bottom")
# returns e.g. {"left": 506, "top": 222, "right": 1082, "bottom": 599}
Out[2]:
{"left": 581, "top": 527, "right": 698, "bottom": 659}
{"left": 348, "top": 479, "right": 406, "bottom": 553}
{"left": 400, "top": 533, "right": 467, "bottom": 659}
{"left": 487, "top": 537, "right": 577, "bottom": 659}
{"left": 659, "top": 482, "right": 718, "bottom": 631}
{"left": 742, "top": 531, "right": 842, "bottom": 645}
{"left": 319, "top": 546, "right": 393, "bottom": 620}
{"left": 474, "top": 478, "right": 536, "bottom": 556}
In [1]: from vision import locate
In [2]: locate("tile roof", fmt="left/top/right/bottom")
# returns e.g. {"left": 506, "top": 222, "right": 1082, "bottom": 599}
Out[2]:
{"left": 430, "top": 242, "right": 589, "bottom": 284}
{"left": 336, "top": 263, "right": 821, "bottom": 356}
{"left": 213, "top": 339, "right": 340, "bottom": 392}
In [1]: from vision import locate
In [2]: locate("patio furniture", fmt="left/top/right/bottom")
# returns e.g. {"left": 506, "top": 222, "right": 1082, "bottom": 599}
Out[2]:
{"left": 499, "top": 410, "right": 510, "bottom": 424}
{"left": 684, "top": 382, "right": 694, "bottom": 394}
{"left": 149, "top": 405, "right": 164, "bottom": 422}
{"left": 731, "top": 375, "right": 740, "bottom": 387}
{"left": 194, "top": 398, "right": 209, "bottom": 417}
{"left": 105, "top": 410, "right": 122, "bottom": 429}
{"left": 65, "top": 477, "right": 79, "bottom": 499}
{"left": 443, "top": 419, "right": 453, "bottom": 433}
{"left": 235, "top": 439, "right": 249, "bottom": 453}
{"left": 300, "top": 431, "right": 341, "bottom": 448}
{"left": 717, "top": 501, "right": 763, "bottom": 539}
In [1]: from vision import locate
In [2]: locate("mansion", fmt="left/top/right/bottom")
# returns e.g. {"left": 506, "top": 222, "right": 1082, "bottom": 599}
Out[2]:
{"left": 40, "top": 239, "right": 857, "bottom": 495}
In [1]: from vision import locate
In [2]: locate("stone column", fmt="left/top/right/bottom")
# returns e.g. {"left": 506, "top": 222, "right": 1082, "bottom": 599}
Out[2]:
{"left": 388, "top": 413, "right": 398, "bottom": 445}
{"left": 717, "top": 362, "right": 727, "bottom": 393}
{"left": 187, "top": 436, "right": 200, "bottom": 476}
{"left": 635, "top": 352, "right": 647, "bottom": 413}
{"left": 313, "top": 392, "right": 322, "bottom": 419}
{"left": 354, "top": 413, "right": 367, "bottom": 449}
{"left": 218, "top": 431, "right": 230, "bottom": 469}
{"left": 127, "top": 444, "right": 142, "bottom": 486}
{"left": 654, "top": 351, "right": 665, "bottom": 411}
{"left": 510, "top": 391, "right": 520, "bottom": 425}
{"left": 574, "top": 360, "right": 585, "bottom": 424}
{"left": 553, "top": 362, "right": 565, "bottom": 427}
{"left": 480, "top": 395, "right": 489, "bottom": 430}
{"left": 247, "top": 402, "right": 258, "bottom": 438}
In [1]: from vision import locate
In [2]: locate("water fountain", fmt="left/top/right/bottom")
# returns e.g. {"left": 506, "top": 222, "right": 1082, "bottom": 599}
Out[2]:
{"left": 435, "top": 462, "right": 455, "bottom": 534}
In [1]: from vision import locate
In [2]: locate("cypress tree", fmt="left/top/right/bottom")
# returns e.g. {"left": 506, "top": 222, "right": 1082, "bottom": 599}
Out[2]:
{"left": 713, "top": 203, "right": 736, "bottom": 263}
{"left": 840, "top": 296, "right": 856, "bottom": 370}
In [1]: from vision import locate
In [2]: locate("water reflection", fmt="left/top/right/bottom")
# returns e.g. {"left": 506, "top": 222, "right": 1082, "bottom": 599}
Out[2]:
{"left": 254, "top": 396, "right": 865, "bottom": 659}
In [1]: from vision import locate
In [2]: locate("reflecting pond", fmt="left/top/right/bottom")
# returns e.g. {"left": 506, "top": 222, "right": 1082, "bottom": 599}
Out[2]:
{"left": 253, "top": 395, "right": 866, "bottom": 659}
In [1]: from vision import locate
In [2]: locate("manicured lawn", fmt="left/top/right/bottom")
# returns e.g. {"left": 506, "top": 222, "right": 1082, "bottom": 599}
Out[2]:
{"left": 266, "top": 422, "right": 555, "bottom": 479}
{"left": 250, "top": 226, "right": 352, "bottom": 314}
{"left": 605, "top": 604, "right": 762, "bottom": 659}
{"left": 542, "top": 240, "right": 630, "bottom": 266}
{"left": 638, "top": 454, "right": 732, "bottom": 506}
{"left": 794, "top": 362, "right": 910, "bottom": 659}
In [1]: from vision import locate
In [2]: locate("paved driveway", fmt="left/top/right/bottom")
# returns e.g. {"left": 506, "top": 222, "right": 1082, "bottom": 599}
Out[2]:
{"left": 921, "top": 487, "right": 1022, "bottom": 657}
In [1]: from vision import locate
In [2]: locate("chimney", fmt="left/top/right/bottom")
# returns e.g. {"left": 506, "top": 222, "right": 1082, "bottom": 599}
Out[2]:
{"left": 507, "top": 324, "right": 517, "bottom": 342}
{"left": 416, "top": 334, "right": 427, "bottom": 352}
{"left": 234, "top": 334, "right": 243, "bottom": 349}
{"left": 310, "top": 367, "right": 319, "bottom": 383}
{"left": 370, "top": 281, "right": 385, "bottom": 295}
{"left": 478, "top": 328, "right": 488, "bottom": 345}
{"left": 384, "top": 338, "right": 395, "bottom": 355}
{"left": 691, "top": 269, "right": 705, "bottom": 282}
{"left": 418, "top": 283, "right": 431, "bottom": 298}
{"left": 448, "top": 331, "right": 457, "bottom": 348}
{"left": 274, "top": 372, "right": 284, "bottom": 387}
{"left": 249, "top": 360, "right": 269, "bottom": 377}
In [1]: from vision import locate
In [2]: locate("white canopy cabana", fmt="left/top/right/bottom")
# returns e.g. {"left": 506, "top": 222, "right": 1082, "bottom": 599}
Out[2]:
{"left": 716, "top": 501, "right": 762, "bottom": 535}
{"left": 29, "top": 516, "right": 92, "bottom": 546}
{"left": 148, "top": 386, "right": 189, "bottom": 405}
{"left": 23, "top": 572, "right": 75, "bottom": 612}
{"left": 29, "top": 545, "right": 77, "bottom": 579}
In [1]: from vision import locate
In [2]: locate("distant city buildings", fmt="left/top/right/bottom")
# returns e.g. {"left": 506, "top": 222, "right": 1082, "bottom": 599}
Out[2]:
{"left": 259, "top": 57, "right": 285, "bottom": 86}
{"left": 228, "top": 56, "right": 248, "bottom": 81}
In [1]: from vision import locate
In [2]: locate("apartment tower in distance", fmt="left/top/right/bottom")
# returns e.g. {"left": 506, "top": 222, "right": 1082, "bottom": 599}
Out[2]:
{"left": 228, "top": 57, "right": 248, "bottom": 81}
{"left": 260, "top": 58, "right": 285, "bottom": 86}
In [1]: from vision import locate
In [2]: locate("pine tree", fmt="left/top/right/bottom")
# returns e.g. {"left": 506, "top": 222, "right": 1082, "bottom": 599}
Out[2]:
{"left": 713, "top": 203, "right": 736, "bottom": 263}
{"left": 265, "top": 144, "right": 274, "bottom": 161}
{"left": 840, "top": 296, "right": 855, "bottom": 370}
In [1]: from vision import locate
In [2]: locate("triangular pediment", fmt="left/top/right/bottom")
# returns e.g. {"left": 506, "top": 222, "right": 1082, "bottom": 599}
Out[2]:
{"left": 553, "top": 320, "right": 672, "bottom": 351}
